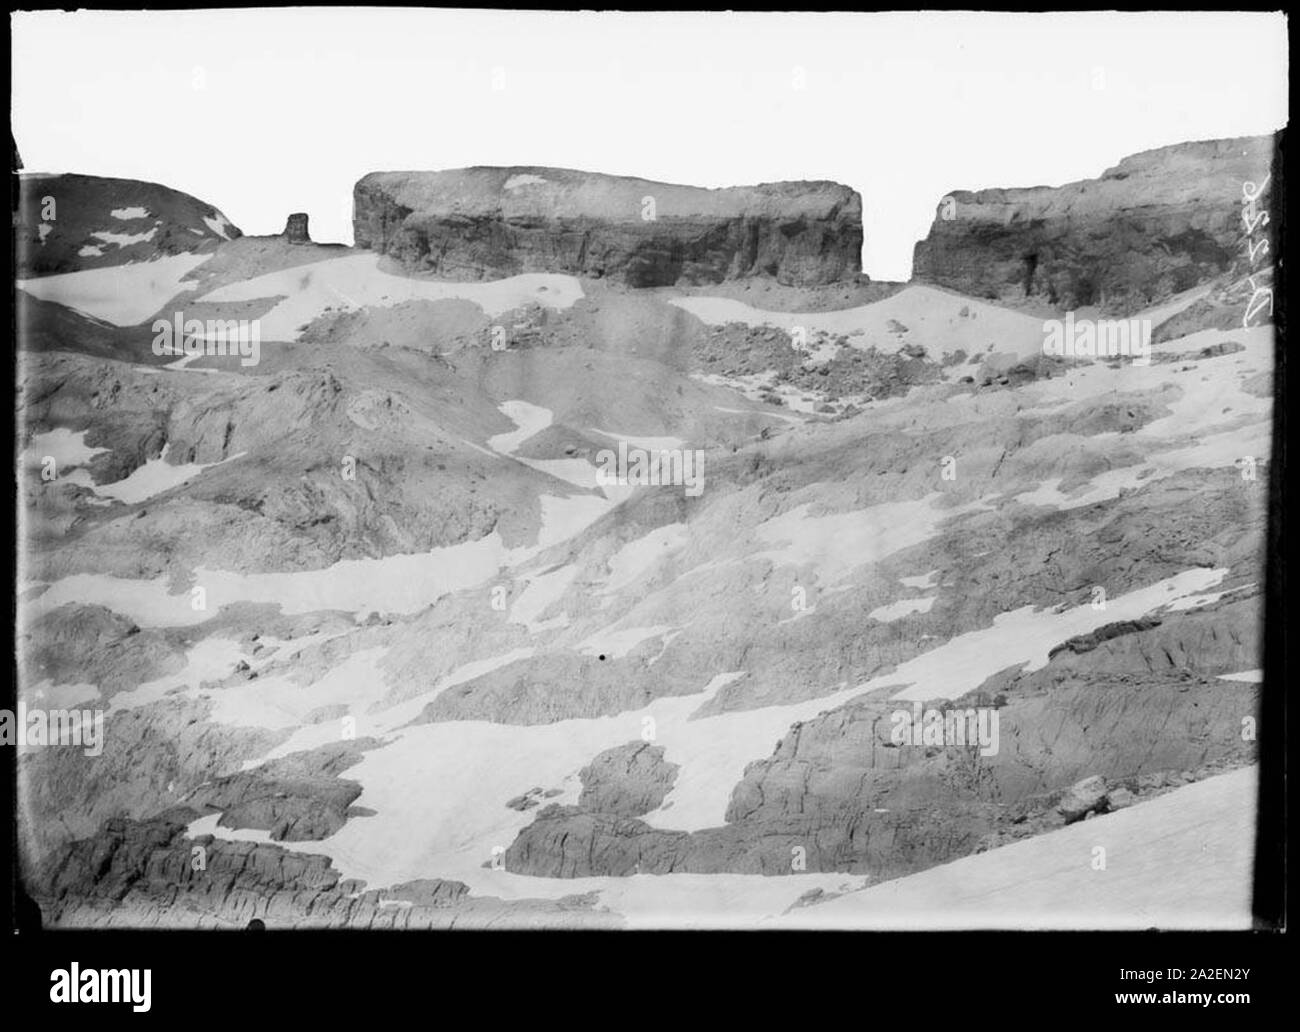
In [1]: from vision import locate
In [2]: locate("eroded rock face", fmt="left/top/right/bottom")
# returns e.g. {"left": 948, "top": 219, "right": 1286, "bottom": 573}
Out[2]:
{"left": 912, "top": 136, "right": 1276, "bottom": 311}
{"left": 15, "top": 173, "right": 240, "bottom": 278}
{"left": 353, "top": 166, "right": 863, "bottom": 287}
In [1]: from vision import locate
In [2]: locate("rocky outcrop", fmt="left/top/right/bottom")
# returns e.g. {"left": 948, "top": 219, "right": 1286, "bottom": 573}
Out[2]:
{"left": 506, "top": 664, "right": 1259, "bottom": 879}
{"left": 505, "top": 786, "right": 563, "bottom": 811}
{"left": 185, "top": 740, "right": 380, "bottom": 841}
{"left": 1047, "top": 617, "right": 1163, "bottom": 659}
{"left": 17, "top": 696, "right": 289, "bottom": 862}
{"left": 693, "top": 320, "right": 945, "bottom": 405}
{"left": 282, "top": 212, "right": 311, "bottom": 244}
{"left": 31, "top": 813, "right": 620, "bottom": 929}
{"left": 353, "top": 166, "right": 863, "bottom": 287}
{"left": 912, "top": 135, "right": 1276, "bottom": 311}
{"left": 15, "top": 173, "right": 240, "bottom": 278}
{"left": 22, "top": 604, "right": 183, "bottom": 701}
{"left": 417, "top": 652, "right": 702, "bottom": 725}
{"left": 578, "top": 742, "right": 679, "bottom": 818}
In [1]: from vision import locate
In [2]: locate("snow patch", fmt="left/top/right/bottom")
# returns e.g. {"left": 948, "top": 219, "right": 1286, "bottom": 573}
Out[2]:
{"left": 602, "top": 524, "right": 688, "bottom": 595}
{"left": 504, "top": 174, "right": 548, "bottom": 190}
{"left": 15, "top": 253, "right": 212, "bottom": 326}
{"left": 886, "top": 567, "right": 1229, "bottom": 703}
{"left": 510, "top": 564, "right": 578, "bottom": 634}
{"left": 24, "top": 428, "right": 108, "bottom": 469}
{"left": 488, "top": 401, "right": 553, "bottom": 455}
{"left": 672, "top": 285, "right": 1047, "bottom": 363}
{"left": 589, "top": 428, "right": 687, "bottom": 451}
{"left": 578, "top": 625, "right": 675, "bottom": 659}
{"left": 89, "top": 443, "right": 245, "bottom": 505}
{"left": 203, "top": 212, "right": 233, "bottom": 240}
{"left": 869, "top": 596, "right": 936, "bottom": 621}
{"left": 28, "top": 680, "right": 101, "bottom": 708}
{"left": 755, "top": 496, "right": 951, "bottom": 587}
{"left": 91, "top": 227, "right": 158, "bottom": 247}
{"left": 197, "top": 254, "right": 583, "bottom": 341}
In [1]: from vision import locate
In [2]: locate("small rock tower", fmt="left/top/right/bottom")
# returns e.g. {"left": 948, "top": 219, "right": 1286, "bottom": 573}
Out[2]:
{"left": 282, "top": 212, "right": 311, "bottom": 244}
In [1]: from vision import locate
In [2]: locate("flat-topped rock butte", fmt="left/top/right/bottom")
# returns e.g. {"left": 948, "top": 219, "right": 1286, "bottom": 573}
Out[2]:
{"left": 353, "top": 166, "right": 863, "bottom": 287}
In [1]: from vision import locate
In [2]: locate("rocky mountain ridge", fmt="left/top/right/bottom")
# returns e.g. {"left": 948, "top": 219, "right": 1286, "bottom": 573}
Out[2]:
{"left": 15, "top": 172, "right": 241, "bottom": 278}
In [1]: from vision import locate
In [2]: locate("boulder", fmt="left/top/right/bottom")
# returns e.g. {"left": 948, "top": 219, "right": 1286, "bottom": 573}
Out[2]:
{"left": 1057, "top": 775, "right": 1110, "bottom": 823}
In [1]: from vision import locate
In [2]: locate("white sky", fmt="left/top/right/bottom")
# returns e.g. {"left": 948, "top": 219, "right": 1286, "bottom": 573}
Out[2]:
{"left": 11, "top": 9, "right": 1289, "bottom": 280}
